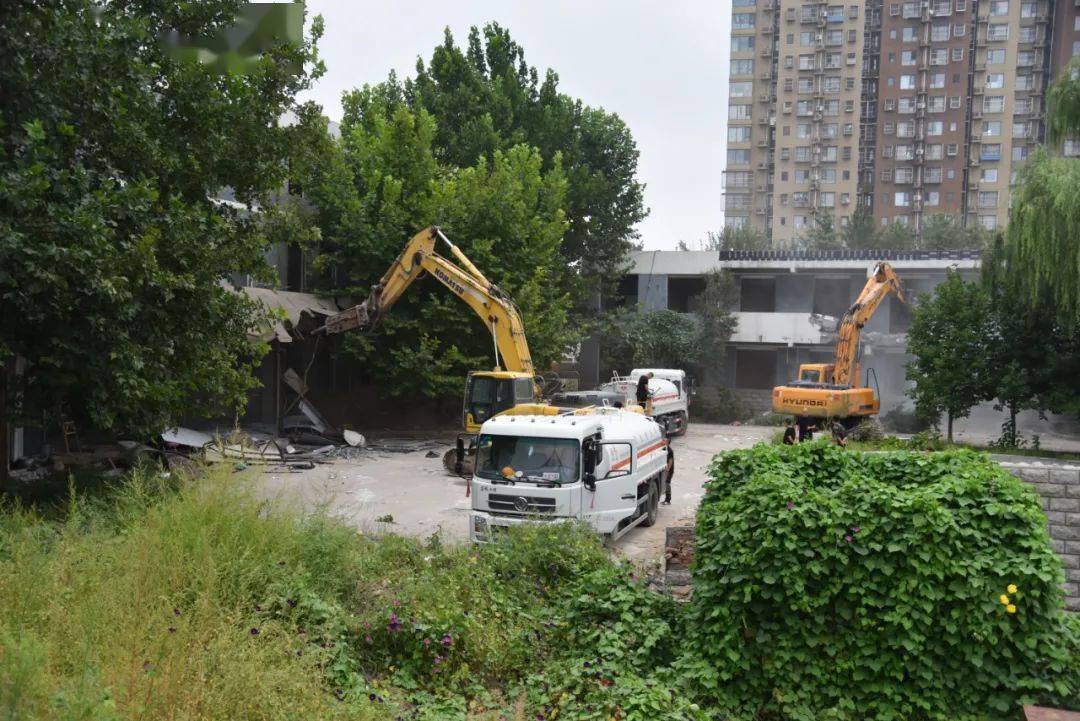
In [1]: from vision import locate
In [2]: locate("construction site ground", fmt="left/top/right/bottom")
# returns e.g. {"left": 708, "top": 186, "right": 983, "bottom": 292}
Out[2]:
{"left": 258, "top": 422, "right": 774, "bottom": 565}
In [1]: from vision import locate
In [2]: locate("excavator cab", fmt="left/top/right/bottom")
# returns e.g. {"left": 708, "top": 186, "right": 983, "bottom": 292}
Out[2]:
{"left": 463, "top": 372, "right": 538, "bottom": 432}
{"left": 796, "top": 364, "right": 832, "bottom": 386}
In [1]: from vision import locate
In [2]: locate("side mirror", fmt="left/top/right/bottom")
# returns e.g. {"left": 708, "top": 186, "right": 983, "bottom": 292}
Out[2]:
{"left": 584, "top": 473, "right": 597, "bottom": 492}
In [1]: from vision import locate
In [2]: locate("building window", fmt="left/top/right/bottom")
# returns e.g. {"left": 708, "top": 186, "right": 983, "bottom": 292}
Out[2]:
{"left": 729, "top": 104, "right": 752, "bottom": 120}
{"left": 928, "top": 96, "right": 946, "bottom": 112}
{"left": 895, "top": 191, "right": 912, "bottom": 207}
{"left": 896, "top": 144, "right": 914, "bottom": 160}
{"left": 733, "top": 12, "right": 755, "bottom": 29}
{"left": 983, "top": 121, "right": 1001, "bottom": 137}
{"left": 929, "top": 48, "right": 948, "bottom": 65}
{"left": 981, "top": 144, "right": 1002, "bottom": 161}
{"left": 728, "top": 126, "right": 752, "bottom": 142}
{"left": 987, "top": 24, "right": 1009, "bottom": 41}
{"left": 897, "top": 121, "right": 915, "bottom": 137}
{"left": 949, "top": 96, "right": 962, "bottom": 109}
{"left": 731, "top": 59, "right": 755, "bottom": 75}
{"left": 1013, "top": 145, "right": 1029, "bottom": 162}
{"left": 926, "top": 144, "right": 943, "bottom": 159}
{"left": 986, "top": 73, "right": 1005, "bottom": 89}
{"left": 898, "top": 98, "right": 916, "bottom": 114}
{"left": 900, "top": 74, "right": 916, "bottom": 89}
{"left": 895, "top": 167, "right": 914, "bottom": 183}
{"left": 951, "top": 47, "right": 964, "bottom": 62}
{"left": 925, "top": 167, "right": 943, "bottom": 183}
{"left": 987, "top": 49, "right": 1006, "bottom": 65}
{"left": 983, "top": 96, "right": 1005, "bottom": 113}
{"left": 733, "top": 36, "right": 756, "bottom": 52}
{"left": 925, "top": 191, "right": 940, "bottom": 207}
{"left": 1020, "top": 1, "right": 1036, "bottom": 17}
{"left": 739, "top": 278, "right": 776, "bottom": 313}
{"left": 989, "top": 0, "right": 1008, "bottom": 14}
{"left": 727, "top": 149, "right": 751, "bottom": 165}
{"left": 979, "top": 215, "right": 998, "bottom": 230}
{"left": 735, "top": 349, "right": 777, "bottom": 389}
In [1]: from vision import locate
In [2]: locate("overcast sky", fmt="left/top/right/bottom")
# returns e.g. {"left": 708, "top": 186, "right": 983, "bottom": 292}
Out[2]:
{"left": 299, "top": 0, "right": 731, "bottom": 250}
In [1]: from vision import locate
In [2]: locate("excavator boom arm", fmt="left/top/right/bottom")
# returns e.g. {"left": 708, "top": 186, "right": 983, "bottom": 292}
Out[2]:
{"left": 317, "top": 227, "right": 535, "bottom": 376}
{"left": 832, "top": 262, "right": 904, "bottom": 386}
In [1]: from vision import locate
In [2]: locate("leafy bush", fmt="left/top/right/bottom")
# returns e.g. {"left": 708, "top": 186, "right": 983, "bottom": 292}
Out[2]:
{"left": 684, "top": 441, "right": 1076, "bottom": 721}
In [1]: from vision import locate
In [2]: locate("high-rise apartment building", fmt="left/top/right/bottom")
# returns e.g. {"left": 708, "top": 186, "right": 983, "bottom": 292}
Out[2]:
{"left": 724, "top": 0, "right": 1079, "bottom": 244}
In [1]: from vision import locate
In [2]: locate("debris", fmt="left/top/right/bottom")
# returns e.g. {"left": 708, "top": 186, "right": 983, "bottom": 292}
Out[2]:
{"left": 343, "top": 429, "right": 366, "bottom": 447}
{"left": 161, "top": 427, "right": 213, "bottom": 448}
{"left": 425, "top": 451, "right": 439, "bottom": 458}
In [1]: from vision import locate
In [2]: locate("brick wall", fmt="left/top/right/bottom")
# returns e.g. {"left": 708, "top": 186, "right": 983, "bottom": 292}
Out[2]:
{"left": 1002, "top": 462, "right": 1080, "bottom": 611}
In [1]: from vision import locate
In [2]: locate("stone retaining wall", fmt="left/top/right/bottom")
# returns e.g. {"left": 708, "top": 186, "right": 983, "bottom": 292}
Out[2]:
{"left": 1003, "top": 462, "right": 1080, "bottom": 611}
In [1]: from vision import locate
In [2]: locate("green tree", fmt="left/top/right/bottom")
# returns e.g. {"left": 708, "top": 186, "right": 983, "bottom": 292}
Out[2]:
{"left": 877, "top": 221, "right": 918, "bottom": 250}
{"left": 801, "top": 213, "right": 843, "bottom": 250}
{"left": 358, "top": 24, "right": 646, "bottom": 285}
{"left": 1000, "top": 63, "right": 1080, "bottom": 327}
{"left": 299, "top": 98, "right": 574, "bottom": 401}
{"left": 690, "top": 272, "right": 739, "bottom": 385}
{"left": 597, "top": 310, "right": 703, "bottom": 375}
{"left": 0, "top": 1, "right": 322, "bottom": 478}
{"left": 982, "top": 239, "right": 1080, "bottom": 445}
{"left": 905, "top": 271, "right": 995, "bottom": 441}
{"left": 842, "top": 205, "right": 879, "bottom": 250}
{"left": 704, "top": 226, "right": 770, "bottom": 252}
{"left": 1047, "top": 57, "right": 1080, "bottom": 146}
{"left": 920, "top": 214, "right": 987, "bottom": 251}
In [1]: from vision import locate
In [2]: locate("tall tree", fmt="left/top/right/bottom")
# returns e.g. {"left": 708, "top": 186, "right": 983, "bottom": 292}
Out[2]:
{"left": 0, "top": 1, "right": 322, "bottom": 478}
{"left": 842, "top": 205, "right": 879, "bottom": 250}
{"left": 920, "top": 214, "right": 987, "bottom": 251}
{"left": 704, "top": 226, "right": 770, "bottom": 252}
{"left": 905, "top": 271, "right": 995, "bottom": 441}
{"left": 801, "top": 213, "right": 843, "bottom": 250}
{"left": 1000, "top": 62, "right": 1080, "bottom": 327}
{"left": 877, "top": 221, "right": 918, "bottom": 250}
{"left": 362, "top": 24, "right": 646, "bottom": 285}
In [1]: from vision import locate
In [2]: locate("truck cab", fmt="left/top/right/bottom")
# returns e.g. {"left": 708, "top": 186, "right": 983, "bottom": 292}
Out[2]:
{"left": 469, "top": 410, "right": 670, "bottom": 542}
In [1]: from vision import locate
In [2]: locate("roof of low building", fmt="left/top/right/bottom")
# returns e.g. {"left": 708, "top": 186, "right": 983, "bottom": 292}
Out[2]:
{"left": 628, "top": 248, "right": 982, "bottom": 275}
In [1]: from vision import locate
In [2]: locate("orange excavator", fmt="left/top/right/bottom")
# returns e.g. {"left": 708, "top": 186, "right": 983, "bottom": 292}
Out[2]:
{"left": 772, "top": 262, "right": 904, "bottom": 428}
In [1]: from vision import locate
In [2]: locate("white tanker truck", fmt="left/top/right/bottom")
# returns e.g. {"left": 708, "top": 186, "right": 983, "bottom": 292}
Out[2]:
{"left": 600, "top": 368, "right": 691, "bottom": 436}
{"left": 468, "top": 409, "right": 671, "bottom": 542}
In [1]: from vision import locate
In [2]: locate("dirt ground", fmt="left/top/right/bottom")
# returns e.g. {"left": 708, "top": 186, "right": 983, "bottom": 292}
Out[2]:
{"left": 257, "top": 423, "right": 774, "bottom": 565}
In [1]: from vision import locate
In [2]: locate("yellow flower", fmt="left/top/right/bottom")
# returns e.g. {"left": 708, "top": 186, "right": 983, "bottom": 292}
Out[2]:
{"left": 1007, "top": 584, "right": 1018, "bottom": 594}
{"left": 999, "top": 594, "right": 1010, "bottom": 605}
{"left": 1006, "top": 604, "right": 1017, "bottom": 614}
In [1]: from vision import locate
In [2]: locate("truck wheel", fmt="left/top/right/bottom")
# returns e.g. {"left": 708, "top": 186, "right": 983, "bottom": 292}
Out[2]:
{"left": 671, "top": 411, "right": 689, "bottom": 437}
{"left": 641, "top": 481, "right": 659, "bottom": 527}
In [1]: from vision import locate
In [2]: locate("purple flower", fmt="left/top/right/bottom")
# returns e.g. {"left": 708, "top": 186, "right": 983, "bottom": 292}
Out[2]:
{"left": 392, "top": 599, "right": 402, "bottom": 607}
{"left": 423, "top": 638, "right": 431, "bottom": 647}
{"left": 850, "top": 525, "right": 861, "bottom": 533}
{"left": 250, "top": 627, "right": 260, "bottom": 636}
{"left": 173, "top": 607, "right": 181, "bottom": 617}
{"left": 387, "top": 613, "right": 403, "bottom": 632}
{"left": 786, "top": 501, "right": 795, "bottom": 510}
{"left": 583, "top": 661, "right": 591, "bottom": 668}
{"left": 844, "top": 534, "right": 853, "bottom": 543}
{"left": 364, "top": 635, "right": 373, "bottom": 644}
{"left": 287, "top": 598, "right": 297, "bottom": 608}
{"left": 441, "top": 634, "right": 453, "bottom": 647}
{"left": 368, "top": 693, "right": 378, "bottom": 702}
{"left": 362, "top": 620, "right": 371, "bottom": 629}
{"left": 433, "top": 656, "right": 442, "bottom": 665}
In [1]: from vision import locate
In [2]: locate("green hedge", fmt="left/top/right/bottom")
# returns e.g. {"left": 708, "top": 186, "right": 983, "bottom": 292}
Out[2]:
{"left": 683, "top": 442, "right": 1077, "bottom": 721}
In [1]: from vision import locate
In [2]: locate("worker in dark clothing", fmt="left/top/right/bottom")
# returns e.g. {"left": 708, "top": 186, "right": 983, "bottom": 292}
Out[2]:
{"left": 797, "top": 417, "right": 816, "bottom": 442}
{"left": 782, "top": 418, "right": 798, "bottom": 445}
{"left": 831, "top": 420, "right": 848, "bottom": 448}
{"left": 635, "top": 372, "right": 654, "bottom": 407}
{"left": 663, "top": 443, "right": 674, "bottom": 504}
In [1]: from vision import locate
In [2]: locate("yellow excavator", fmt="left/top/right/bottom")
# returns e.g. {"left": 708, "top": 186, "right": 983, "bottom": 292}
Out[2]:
{"left": 772, "top": 262, "right": 904, "bottom": 428}
{"left": 316, "top": 226, "right": 566, "bottom": 435}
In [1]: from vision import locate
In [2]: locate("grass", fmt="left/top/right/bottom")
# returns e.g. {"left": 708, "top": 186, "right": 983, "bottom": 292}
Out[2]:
{"left": 0, "top": 466, "right": 663, "bottom": 721}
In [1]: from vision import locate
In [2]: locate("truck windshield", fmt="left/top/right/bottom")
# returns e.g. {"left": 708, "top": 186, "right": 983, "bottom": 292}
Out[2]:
{"left": 475, "top": 434, "right": 580, "bottom": 484}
